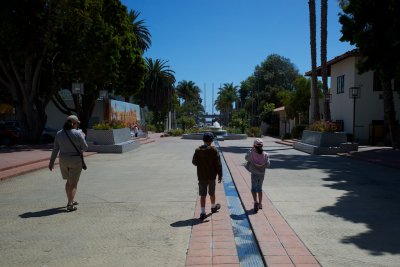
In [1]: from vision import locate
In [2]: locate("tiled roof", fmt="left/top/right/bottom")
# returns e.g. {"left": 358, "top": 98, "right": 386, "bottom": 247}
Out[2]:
{"left": 305, "top": 48, "right": 360, "bottom": 76}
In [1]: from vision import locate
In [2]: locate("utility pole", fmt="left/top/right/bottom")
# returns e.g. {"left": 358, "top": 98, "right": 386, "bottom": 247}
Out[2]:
{"left": 212, "top": 83, "right": 214, "bottom": 115}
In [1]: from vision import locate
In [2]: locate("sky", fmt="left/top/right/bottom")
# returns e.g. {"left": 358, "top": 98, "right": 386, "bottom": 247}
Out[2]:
{"left": 122, "top": 0, "right": 354, "bottom": 114}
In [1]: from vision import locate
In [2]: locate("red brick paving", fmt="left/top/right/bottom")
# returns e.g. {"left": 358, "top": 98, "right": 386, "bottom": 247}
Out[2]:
{"left": 185, "top": 178, "right": 240, "bottom": 266}
{"left": 185, "top": 141, "right": 321, "bottom": 266}
{"left": 219, "top": 142, "right": 321, "bottom": 267}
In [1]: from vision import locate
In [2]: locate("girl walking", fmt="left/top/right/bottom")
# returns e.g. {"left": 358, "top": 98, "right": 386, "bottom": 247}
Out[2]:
{"left": 245, "top": 138, "right": 270, "bottom": 213}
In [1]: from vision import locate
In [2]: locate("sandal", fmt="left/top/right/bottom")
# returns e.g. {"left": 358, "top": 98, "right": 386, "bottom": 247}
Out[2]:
{"left": 259, "top": 203, "right": 263, "bottom": 209}
{"left": 72, "top": 201, "right": 78, "bottom": 206}
{"left": 67, "top": 204, "right": 77, "bottom": 212}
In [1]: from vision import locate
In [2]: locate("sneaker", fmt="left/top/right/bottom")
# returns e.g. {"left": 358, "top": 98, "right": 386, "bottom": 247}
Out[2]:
{"left": 199, "top": 213, "right": 207, "bottom": 220}
{"left": 254, "top": 202, "right": 259, "bottom": 213}
{"left": 211, "top": 203, "right": 221, "bottom": 213}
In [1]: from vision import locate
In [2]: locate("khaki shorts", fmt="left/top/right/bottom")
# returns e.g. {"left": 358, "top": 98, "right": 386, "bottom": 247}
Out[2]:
{"left": 59, "top": 156, "right": 83, "bottom": 183}
{"left": 198, "top": 180, "right": 216, "bottom": 197}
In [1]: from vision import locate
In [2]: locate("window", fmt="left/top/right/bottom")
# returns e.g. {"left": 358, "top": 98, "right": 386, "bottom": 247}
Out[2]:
{"left": 336, "top": 75, "right": 345, "bottom": 94}
{"left": 373, "top": 72, "right": 382, "bottom": 91}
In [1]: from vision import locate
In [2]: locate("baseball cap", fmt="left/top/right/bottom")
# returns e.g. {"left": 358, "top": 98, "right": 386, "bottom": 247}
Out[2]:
{"left": 203, "top": 132, "right": 214, "bottom": 142}
{"left": 66, "top": 115, "right": 80, "bottom": 124}
{"left": 254, "top": 138, "right": 263, "bottom": 146}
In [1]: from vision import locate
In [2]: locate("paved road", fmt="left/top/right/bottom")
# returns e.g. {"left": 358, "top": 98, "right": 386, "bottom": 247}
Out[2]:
{"left": 1, "top": 135, "right": 400, "bottom": 266}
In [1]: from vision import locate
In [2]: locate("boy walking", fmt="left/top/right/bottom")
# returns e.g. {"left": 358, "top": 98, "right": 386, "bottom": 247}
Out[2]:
{"left": 192, "top": 132, "right": 223, "bottom": 220}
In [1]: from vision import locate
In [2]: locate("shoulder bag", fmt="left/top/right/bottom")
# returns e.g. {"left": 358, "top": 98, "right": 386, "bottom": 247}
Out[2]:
{"left": 65, "top": 130, "right": 87, "bottom": 170}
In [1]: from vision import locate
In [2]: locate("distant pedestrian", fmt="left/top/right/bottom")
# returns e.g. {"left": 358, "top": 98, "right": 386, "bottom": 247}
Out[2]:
{"left": 133, "top": 123, "right": 139, "bottom": 137}
{"left": 245, "top": 138, "right": 270, "bottom": 213}
{"left": 192, "top": 132, "right": 223, "bottom": 220}
{"left": 49, "top": 115, "right": 88, "bottom": 212}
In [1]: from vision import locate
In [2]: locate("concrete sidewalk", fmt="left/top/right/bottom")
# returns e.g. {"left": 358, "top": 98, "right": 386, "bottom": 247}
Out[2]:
{"left": 1, "top": 134, "right": 400, "bottom": 266}
{"left": 0, "top": 135, "right": 158, "bottom": 181}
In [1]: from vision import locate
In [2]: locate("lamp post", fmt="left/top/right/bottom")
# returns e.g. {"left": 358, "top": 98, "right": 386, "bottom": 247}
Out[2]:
{"left": 349, "top": 86, "right": 360, "bottom": 142}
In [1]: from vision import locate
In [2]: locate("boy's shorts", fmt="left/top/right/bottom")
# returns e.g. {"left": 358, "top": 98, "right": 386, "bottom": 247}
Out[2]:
{"left": 198, "top": 180, "right": 216, "bottom": 196}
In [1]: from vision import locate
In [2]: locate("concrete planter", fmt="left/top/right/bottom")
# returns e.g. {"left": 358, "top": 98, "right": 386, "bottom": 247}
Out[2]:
{"left": 87, "top": 128, "right": 131, "bottom": 145}
{"left": 86, "top": 128, "right": 138, "bottom": 153}
{"left": 300, "top": 130, "right": 347, "bottom": 147}
{"left": 294, "top": 130, "right": 357, "bottom": 155}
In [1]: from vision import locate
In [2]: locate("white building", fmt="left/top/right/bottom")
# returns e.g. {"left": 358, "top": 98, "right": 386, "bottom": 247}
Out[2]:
{"left": 306, "top": 49, "right": 400, "bottom": 145}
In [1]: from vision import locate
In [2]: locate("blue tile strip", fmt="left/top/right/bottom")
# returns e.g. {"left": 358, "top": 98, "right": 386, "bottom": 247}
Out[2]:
{"left": 215, "top": 140, "right": 265, "bottom": 267}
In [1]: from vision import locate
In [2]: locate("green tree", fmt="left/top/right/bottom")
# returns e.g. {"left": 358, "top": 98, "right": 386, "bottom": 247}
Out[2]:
{"left": 176, "top": 80, "right": 201, "bottom": 103}
{"left": 51, "top": 0, "right": 146, "bottom": 132}
{"left": 129, "top": 10, "right": 152, "bottom": 52}
{"left": 215, "top": 83, "right": 239, "bottom": 126}
{"left": 339, "top": 0, "right": 399, "bottom": 148}
{"left": 259, "top": 103, "right": 276, "bottom": 124}
{"left": 0, "top": 0, "right": 64, "bottom": 142}
{"left": 231, "top": 109, "right": 249, "bottom": 133}
{"left": 308, "top": 0, "right": 320, "bottom": 123}
{"left": 175, "top": 80, "right": 203, "bottom": 125}
{"left": 0, "top": 0, "right": 146, "bottom": 140}
{"left": 278, "top": 76, "right": 313, "bottom": 124}
{"left": 138, "top": 58, "right": 175, "bottom": 127}
{"left": 239, "top": 54, "right": 300, "bottom": 126}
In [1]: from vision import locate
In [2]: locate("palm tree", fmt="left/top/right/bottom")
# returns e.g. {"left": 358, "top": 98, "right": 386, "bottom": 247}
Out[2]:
{"left": 309, "top": 0, "right": 320, "bottom": 123}
{"left": 215, "top": 83, "right": 239, "bottom": 126}
{"left": 129, "top": 10, "right": 152, "bottom": 52}
{"left": 321, "top": 0, "right": 331, "bottom": 121}
{"left": 175, "top": 80, "right": 204, "bottom": 120}
{"left": 141, "top": 58, "right": 175, "bottom": 126}
{"left": 175, "top": 80, "right": 201, "bottom": 103}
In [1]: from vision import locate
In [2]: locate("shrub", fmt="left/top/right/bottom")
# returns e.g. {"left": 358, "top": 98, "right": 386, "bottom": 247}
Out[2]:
{"left": 246, "top": 127, "right": 262, "bottom": 137}
{"left": 185, "top": 127, "right": 201, "bottom": 134}
{"left": 281, "top": 133, "right": 292, "bottom": 140}
{"left": 168, "top": 128, "right": 184, "bottom": 136}
{"left": 93, "top": 120, "right": 126, "bottom": 130}
{"left": 307, "top": 120, "right": 337, "bottom": 133}
{"left": 291, "top": 125, "right": 306, "bottom": 139}
{"left": 146, "top": 124, "right": 157, "bottom": 132}
{"left": 226, "top": 127, "right": 242, "bottom": 134}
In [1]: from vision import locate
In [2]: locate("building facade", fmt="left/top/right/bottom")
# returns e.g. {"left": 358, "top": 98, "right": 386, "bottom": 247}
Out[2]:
{"left": 307, "top": 49, "right": 400, "bottom": 145}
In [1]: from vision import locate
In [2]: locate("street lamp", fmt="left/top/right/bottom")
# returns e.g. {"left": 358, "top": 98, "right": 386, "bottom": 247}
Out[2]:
{"left": 349, "top": 86, "right": 360, "bottom": 142}
{"left": 324, "top": 93, "right": 332, "bottom": 103}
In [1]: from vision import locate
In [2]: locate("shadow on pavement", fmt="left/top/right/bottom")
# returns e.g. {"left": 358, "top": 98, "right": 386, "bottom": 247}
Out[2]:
{"left": 271, "top": 153, "right": 400, "bottom": 255}
{"left": 170, "top": 218, "right": 205, "bottom": 227}
{"left": 19, "top": 207, "right": 66, "bottom": 218}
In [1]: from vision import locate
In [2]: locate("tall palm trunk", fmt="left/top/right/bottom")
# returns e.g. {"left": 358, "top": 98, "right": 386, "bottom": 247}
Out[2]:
{"left": 381, "top": 77, "right": 399, "bottom": 148}
{"left": 321, "top": 0, "right": 331, "bottom": 121}
{"left": 309, "top": 0, "right": 320, "bottom": 123}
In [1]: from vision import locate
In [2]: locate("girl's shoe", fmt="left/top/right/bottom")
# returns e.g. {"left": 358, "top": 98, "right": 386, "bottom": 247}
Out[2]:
{"left": 254, "top": 202, "right": 259, "bottom": 213}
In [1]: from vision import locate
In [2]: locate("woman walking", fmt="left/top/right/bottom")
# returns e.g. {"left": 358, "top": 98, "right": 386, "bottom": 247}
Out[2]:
{"left": 245, "top": 138, "right": 270, "bottom": 213}
{"left": 49, "top": 115, "right": 88, "bottom": 212}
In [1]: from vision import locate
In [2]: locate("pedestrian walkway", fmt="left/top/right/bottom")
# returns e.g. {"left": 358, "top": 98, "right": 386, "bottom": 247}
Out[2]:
{"left": 1, "top": 134, "right": 399, "bottom": 266}
{"left": 221, "top": 145, "right": 320, "bottom": 266}
{"left": 0, "top": 135, "right": 158, "bottom": 181}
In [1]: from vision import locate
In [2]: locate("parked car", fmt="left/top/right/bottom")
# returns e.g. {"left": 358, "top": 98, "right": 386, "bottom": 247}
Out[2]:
{"left": 0, "top": 123, "right": 20, "bottom": 145}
